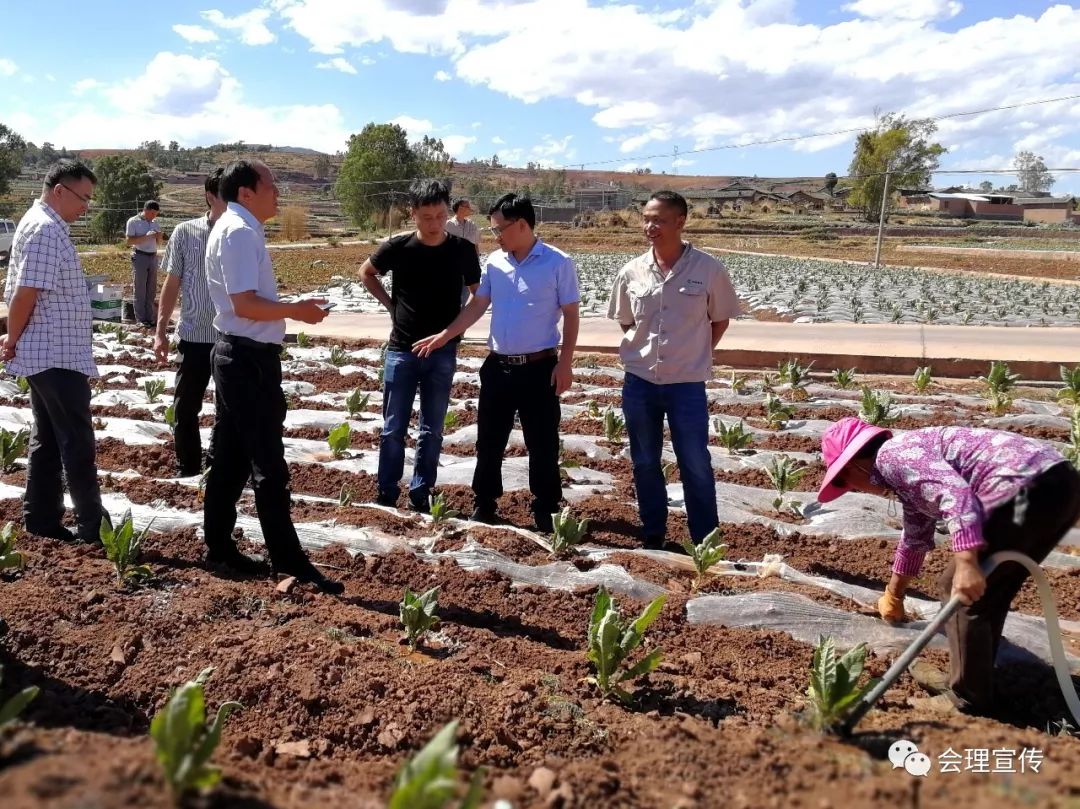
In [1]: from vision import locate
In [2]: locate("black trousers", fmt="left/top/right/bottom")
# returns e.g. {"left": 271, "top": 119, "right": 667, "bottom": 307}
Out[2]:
{"left": 203, "top": 339, "right": 312, "bottom": 571}
{"left": 24, "top": 368, "right": 104, "bottom": 541}
{"left": 472, "top": 354, "right": 562, "bottom": 516}
{"left": 173, "top": 340, "right": 213, "bottom": 476}
{"left": 938, "top": 461, "right": 1080, "bottom": 710}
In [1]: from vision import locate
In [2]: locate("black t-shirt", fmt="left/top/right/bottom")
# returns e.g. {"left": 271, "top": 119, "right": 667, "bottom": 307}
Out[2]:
{"left": 370, "top": 232, "right": 482, "bottom": 351}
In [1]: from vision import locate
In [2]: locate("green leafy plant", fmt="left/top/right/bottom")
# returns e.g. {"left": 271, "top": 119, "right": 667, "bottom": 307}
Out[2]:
{"left": 763, "top": 393, "right": 795, "bottom": 429}
{"left": 0, "top": 664, "right": 39, "bottom": 728}
{"left": 713, "top": 417, "right": 753, "bottom": 454}
{"left": 0, "top": 428, "right": 29, "bottom": 473}
{"left": 338, "top": 485, "right": 354, "bottom": 509}
{"left": 765, "top": 455, "right": 808, "bottom": 512}
{"left": 585, "top": 587, "right": 666, "bottom": 704}
{"left": 729, "top": 370, "right": 749, "bottom": 395}
{"left": 782, "top": 359, "right": 814, "bottom": 401}
{"left": 603, "top": 407, "right": 625, "bottom": 443}
{"left": 345, "top": 387, "right": 370, "bottom": 417}
{"left": 831, "top": 367, "right": 857, "bottom": 390}
{"left": 387, "top": 720, "right": 484, "bottom": 809}
{"left": 144, "top": 378, "right": 167, "bottom": 404}
{"left": 805, "top": 636, "right": 878, "bottom": 732}
{"left": 978, "top": 360, "right": 1019, "bottom": 415}
{"left": 429, "top": 492, "right": 459, "bottom": 526}
{"left": 400, "top": 586, "right": 440, "bottom": 649}
{"left": 912, "top": 365, "right": 934, "bottom": 394}
{"left": 549, "top": 507, "right": 589, "bottom": 555}
{"left": 296, "top": 331, "right": 312, "bottom": 348}
{"left": 114, "top": 327, "right": 129, "bottom": 345}
{"left": 328, "top": 345, "right": 348, "bottom": 367}
{"left": 443, "top": 411, "right": 460, "bottom": 431}
{"left": 100, "top": 511, "right": 155, "bottom": 585}
{"left": 857, "top": 386, "right": 897, "bottom": 427}
{"left": 15, "top": 376, "right": 30, "bottom": 395}
{"left": 150, "top": 667, "right": 242, "bottom": 800}
{"left": 1057, "top": 365, "right": 1080, "bottom": 404}
{"left": 1064, "top": 407, "right": 1080, "bottom": 470}
{"left": 327, "top": 422, "right": 352, "bottom": 459}
{"left": 558, "top": 440, "right": 580, "bottom": 470}
{"left": 680, "top": 527, "right": 727, "bottom": 590}
{"left": 0, "top": 522, "right": 24, "bottom": 570}
{"left": 163, "top": 404, "right": 176, "bottom": 429}
{"left": 584, "top": 400, "right": 601, "bottom": 418}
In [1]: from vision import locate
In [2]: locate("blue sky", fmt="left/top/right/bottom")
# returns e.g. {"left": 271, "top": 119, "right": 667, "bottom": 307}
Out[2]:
{"left": 3, "top": 1, "right": 1078, "bottom": 192}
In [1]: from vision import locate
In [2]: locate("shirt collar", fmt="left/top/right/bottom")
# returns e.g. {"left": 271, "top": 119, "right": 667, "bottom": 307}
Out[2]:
{"left": 35, "top": 200, "right": 70, "bottom": 234}
{"left": 505, "top": 236, "right": 545, "bottom": 266}
{"left": 226, "top": 201, "right": 262, "bottom": 230}
{"left": 648, "top": 241, "right": 691, "bottom": 277}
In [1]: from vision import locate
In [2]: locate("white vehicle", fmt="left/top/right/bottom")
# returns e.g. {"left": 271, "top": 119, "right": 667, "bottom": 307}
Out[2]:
{"left": 0, "top": 218, "right": 15, "bottom": 266}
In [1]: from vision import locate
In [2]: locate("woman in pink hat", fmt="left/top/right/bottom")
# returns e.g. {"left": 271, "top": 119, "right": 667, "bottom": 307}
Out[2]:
{"left": 818, "top": 416, "right": 1080, "bottom": 714}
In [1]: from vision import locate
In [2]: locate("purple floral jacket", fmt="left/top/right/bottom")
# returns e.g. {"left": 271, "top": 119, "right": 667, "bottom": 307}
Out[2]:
{"left": 869, "top": 427, "right": 1065, "bottom": 576}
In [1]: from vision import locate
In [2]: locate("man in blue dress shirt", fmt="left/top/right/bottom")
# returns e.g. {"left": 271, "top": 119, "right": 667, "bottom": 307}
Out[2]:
{"left": 413, "top": 194, "right": 579, "bottom": 532}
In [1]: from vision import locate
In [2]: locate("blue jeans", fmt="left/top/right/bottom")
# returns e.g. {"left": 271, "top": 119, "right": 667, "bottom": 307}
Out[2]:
{"left": 622, "top": 372, "right": 718, "bottom": 543}
{"left": 378, "top": 344, "right": 457, "bottom": 501}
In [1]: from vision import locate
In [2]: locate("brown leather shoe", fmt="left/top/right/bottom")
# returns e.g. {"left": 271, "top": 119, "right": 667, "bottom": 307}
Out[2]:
{"left": 909, "top": 660, "right": 948, "bottom": 694}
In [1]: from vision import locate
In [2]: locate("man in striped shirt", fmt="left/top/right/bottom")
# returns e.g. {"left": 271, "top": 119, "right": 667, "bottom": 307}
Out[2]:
{"left": 154, "top": 169, "right": 224, "bottom": 476}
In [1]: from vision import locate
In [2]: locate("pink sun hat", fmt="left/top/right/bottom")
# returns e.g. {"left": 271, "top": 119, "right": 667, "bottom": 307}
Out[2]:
{"left": 817, "top": 417, "right": 892, "bottom": 503}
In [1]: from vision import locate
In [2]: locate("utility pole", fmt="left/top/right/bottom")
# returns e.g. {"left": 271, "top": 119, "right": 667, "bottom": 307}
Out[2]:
{"left": 873, "top": 164, "right": 892, "bottom": 269}
{"left": 673, "top": 145, "right": 679, "bottom": 176}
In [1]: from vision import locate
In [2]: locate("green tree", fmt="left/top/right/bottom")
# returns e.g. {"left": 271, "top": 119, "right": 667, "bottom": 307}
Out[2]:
{"left": 412, "top": 135, "right": 453, "bottom": 180}
{"left": 336, "top": 123, "right": 417, "bottom": 226}
{"left": 847, "top": 113, "right": 946, "bottom": 223}
{"left": 823, "top": 172, "right": 838, "bottom": 195}
{"left": 0, "top": 123, "right": 27, "bottom": 200}
{"left": 313, "top": 153, "right": 331, "bottom": 180}
{"left": 1013, "top": 151, "right": 1054, "bottom": 194}
{"left": 89, "top": 155, "right": 162, "bottom": 243}
{"left": 978, "top": 180, "right": 994, "bottom": 193}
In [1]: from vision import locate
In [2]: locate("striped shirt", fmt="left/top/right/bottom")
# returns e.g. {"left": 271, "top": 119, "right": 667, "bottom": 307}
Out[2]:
{"left": 870, "top": 427, "right": 1066, "bottom": 576}
{"left": 160, "top": 214, "right": 217, "bottom": 343}
{"left": 3, "top": 201, "right": 97, "bottom": 378}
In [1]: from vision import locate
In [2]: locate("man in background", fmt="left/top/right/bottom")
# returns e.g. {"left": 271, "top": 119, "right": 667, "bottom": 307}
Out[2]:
{"left": 126, "top": 200, "right": 162, "bottom": 327}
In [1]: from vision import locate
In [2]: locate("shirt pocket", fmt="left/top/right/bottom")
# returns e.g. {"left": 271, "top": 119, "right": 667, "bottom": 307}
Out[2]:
{"left": 676, "top": 277, "right": 708, "bottom": 312}
{"left": 627, "top": 281, "right": 656, "bottom": 320}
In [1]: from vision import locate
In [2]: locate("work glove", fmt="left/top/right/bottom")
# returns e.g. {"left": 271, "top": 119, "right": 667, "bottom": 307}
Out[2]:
{"left": 877, "top": 591, "right": 906, "bottom": 623}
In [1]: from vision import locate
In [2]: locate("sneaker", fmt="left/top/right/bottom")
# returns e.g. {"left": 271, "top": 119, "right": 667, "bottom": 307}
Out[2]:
{"left": 206, "top": 549, "right": 266, "bottom": 576}
{"left": 408, "top": 493, "right": 431, "bottom": 514}
{"left": 375, "top": 491, "right": 398, "bottom": 508}
{"left": 909, "top": 660, "right": 949, "bottom": 695}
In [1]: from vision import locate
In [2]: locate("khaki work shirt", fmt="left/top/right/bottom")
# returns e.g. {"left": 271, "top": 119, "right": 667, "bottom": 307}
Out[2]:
{"left": 607, "top": 243, "right": 740, "bottom": 384}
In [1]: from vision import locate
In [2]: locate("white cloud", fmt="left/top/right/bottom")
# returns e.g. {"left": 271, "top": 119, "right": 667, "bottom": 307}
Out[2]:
{"left": 107, "top": 52, "right": 237, "bottom": 116}
{"left": 491, "top": 136, "right": 505, "bottom": 144}
{"left": 201, "top": 8, "right": 276, "bottom": 46}
{"left": 73, "top": 78, "right": 101, "bottom": 95}
{"left": 434, "top": 70, "right": 452, "bottom": 82}
{"left": 173, "top": 24, "right": 219, "bottom": 43}
{"left": 0, "top": 59, "right": 16, "bottom": 77}
{"left": 317, "top": 57, "right": 357, "bottom": 74}
{"left": 441, "top": 134, "right": 476, "bottom": 157}
{"left": 844, "top": 0, "right": 962, "bottom": 21}
{"left": 389, "top": 115, "right": 434, "bottom": 135}
{"left": 672, "top": 157, "right": 695, "bottom": 168}
{"left": 45, "top": 74, "right": 56, "bottom": 82}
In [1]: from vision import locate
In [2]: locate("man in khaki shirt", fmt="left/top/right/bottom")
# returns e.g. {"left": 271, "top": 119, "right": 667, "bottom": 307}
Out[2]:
{"left": 608, "top": 190, "right": 741, "bottom": 549}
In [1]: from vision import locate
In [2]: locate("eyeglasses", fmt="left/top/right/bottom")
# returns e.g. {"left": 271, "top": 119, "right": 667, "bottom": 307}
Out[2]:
{"left": 487, "top": 219, "right": 519, "bottom": 237}
{"left": 59, "top": 183, "right": 93, "bottom": 205}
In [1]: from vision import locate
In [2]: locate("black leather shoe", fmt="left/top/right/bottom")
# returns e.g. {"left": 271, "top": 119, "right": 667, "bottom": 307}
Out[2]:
{"left": 375, "top": 491, "right": 398, "bottom": 508}
{"left": 276, "top": 565, "right": 344, "bottom": 595}
{"left": 643, "top": 535, "right": 666, "bottom": 551}
{"left": 29, "top": 524, "right": 78, "bottom": 543}
{"left": 533, "top": 512, "right": 555, "bottom": 534}
{"left": 408, "top": 493, "right": 431, "bottom": 514}
{"left": 470, "top": 506, "right": 499, "bottom": 524}
{"left": 206, "top": 549, "right": 266, "bottom": 576}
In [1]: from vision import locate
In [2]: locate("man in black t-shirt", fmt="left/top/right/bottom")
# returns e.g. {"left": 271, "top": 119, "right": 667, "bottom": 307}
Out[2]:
{"left": 359, "top": 180, "right": 481, "bottom": 512}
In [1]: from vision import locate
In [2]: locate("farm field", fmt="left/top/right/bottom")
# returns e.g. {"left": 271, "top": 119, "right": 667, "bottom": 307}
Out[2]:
{"left": 2, "top": 330, "right": 1080, "bottom": 807}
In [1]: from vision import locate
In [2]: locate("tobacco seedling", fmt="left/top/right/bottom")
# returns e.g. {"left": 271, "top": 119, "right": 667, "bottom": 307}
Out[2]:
{"left": 729, "top": 370, "right": 749, "bottom": 395}
{"left": 558, "top": 440, "right": 580, "bottom": 469}
{"left": 327, "top": 422, "right": 352, "bottom": 459}
{"left": 603, "top": 407, "right": 625, "bottom": 443}
{"left": 150, "top": 667, "right": 242, "bottom": 801}
{"left": 0, "top": 427, "right": 29, "bottom": 473}
{"left": 164, "top": 404, "right": 176, "bottom": 429}
{"left": 857, "top": 386, "right": 897, "bottom": 427}
{"left": 831, "top": 368, "right": 857, "bottom": 390}
{"left": 805, "top": 635, "right": 877, "bottom": 732}
{"left": 1057, "top": 365, "right": 1080, "bottom": 404}
{"left": 400, "top": 586, "right": 440, "bottom": 649}
{"left": 584, "top": 400, "right": 601, "bottom": 418}
{"left": 296, "top": 331, "right": 312, "bottom": 348}
{"left": 15, "top": 376, "right": 30, "bottom": 395}
{"left": 338, "top": 485, "right": 354, "bottom": 509}
{"left": 782, "top": 359, "right": 814, "bottom": 401}
{"left": 585, "top": 587, "right": 666, "bottom": 704}
{"left": 763, "top": 393, "right": 795, "bottom": 429}
{"left": 429, "top": 493, "right": 459, "bottom": 526}
{"left": 680, "top": 527, "right": 727, "bottom": 590}
{"left": 345, "top": 387, "right": 370, "bottom": 417}
{"left": 912, "top": 366, "right": 934, "bottom": 394}
{"left": 0, "top": 664, "right": 39, "bottom": 728}
{"left": 443, "top": 411, "right": 460, "bottom": 431}
{"left": 979, "top": 360, "right": 1019, "bottom": 415}
{"left": 0, "top": 522, "right": 24, "bottom": 570}
{"left": 765, "top": 455, "right": 808, "bottom": 512}
{"left": 713, "top": 417, "right": 753, "bottom": 454}
{"left": 549, "top": 507, "right": 589, "bottom": 555}
{"left": 144, "top": 378, "right": 167, "bottom": 404}
{"left": 114, "top": 327, "right": 129, "bottom": 345}
{"left": 328, "top": 345, "right": 348, "bottom": 367}
{"left": 100, "top": 511, "right": 155, "bottom": 585}
{"left": 387, "top": 720, "right": 484, "bottom": 809}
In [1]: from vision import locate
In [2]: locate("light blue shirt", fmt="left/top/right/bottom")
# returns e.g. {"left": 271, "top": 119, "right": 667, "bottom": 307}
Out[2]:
{"left": 477, "top": 238, "right": 580, "bottom": 354}
{"left": 204, "top": 202, "right": 284, "bottom": 344}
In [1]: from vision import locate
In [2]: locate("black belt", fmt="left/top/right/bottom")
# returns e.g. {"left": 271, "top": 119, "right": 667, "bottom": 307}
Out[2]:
{"left": 491, "top": 347, "right": 558, "bottom": 366}
{"left": 132, "top": 249, "right": 156, "bottom": 255}
{"left": 221, "top": 334, "right": 281, "bottom": 352}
